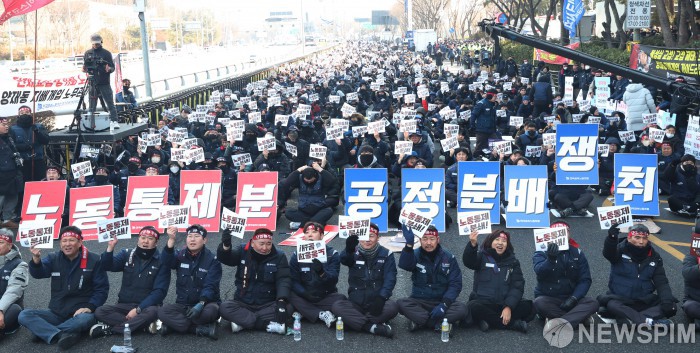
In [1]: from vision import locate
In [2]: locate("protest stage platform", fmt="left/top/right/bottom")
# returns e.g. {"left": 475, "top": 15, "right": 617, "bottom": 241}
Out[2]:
{"left": 48, "top": 122, "right": 149, "bottom": 145}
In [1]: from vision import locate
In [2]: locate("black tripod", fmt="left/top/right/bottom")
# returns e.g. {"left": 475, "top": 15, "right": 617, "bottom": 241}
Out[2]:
{"left": 68, "top": 73, "right": 107, "bottom": 165}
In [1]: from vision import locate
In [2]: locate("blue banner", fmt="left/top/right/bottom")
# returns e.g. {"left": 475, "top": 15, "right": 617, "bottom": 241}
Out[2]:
{"left": 614, "top": 154, "right": 659, "bottom": 216}
{"left": 562, "top": 0, "right": 585, "bottom": 37}
{"left": 555, "top": 123, "right": 599, "bottom": 185}
{"left": 402, "top": 168, "right": 445, "bottom": 231}
{"left": 345, "top": 168, "right": 389, "bottom": 231}
{"left": 457, "top": 161, "right": 501, "bottom": 224}
{"left": 504, "top": 165, "right": 549, "bottom": 228}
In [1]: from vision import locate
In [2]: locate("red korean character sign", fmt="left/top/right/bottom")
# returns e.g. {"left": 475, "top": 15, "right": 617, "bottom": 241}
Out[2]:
{"left": 236, "top": 172, "right": 278, "bottom": 231}
{"left": 125, "top": 176, "right": 169, "bottom": 233}
{"left": 69, "top": 185, "right": 114, "bottom": 240}
{"left": 180, "top": 170, "right": 222, "bottom": 232}
{"left": 21, "top": 181, "right": 67, "bottom": 240}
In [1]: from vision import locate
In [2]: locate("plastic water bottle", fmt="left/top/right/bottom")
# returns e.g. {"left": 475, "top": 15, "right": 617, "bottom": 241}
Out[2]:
{"left": 336, "top": 317, "right": 344, "bottom": 341}
{"left": 123, "top": 323, "right": 132, "bottom": 347}
{"left": 441, "top": 318, "right": 449, "bottom": 342}
{"left": 293, "top": 317, "right": 301, "bottom": 341}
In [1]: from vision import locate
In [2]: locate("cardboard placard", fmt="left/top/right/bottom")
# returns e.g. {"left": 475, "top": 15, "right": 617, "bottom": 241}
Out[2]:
{"left": 18, "top": 220, "right": 54, "bottom": 248}
{"left": 395, "top": 140, "right": 413, "bottom": 155}
{"left": 398, "top": 206, "right": 432, "bottom": 238}
{"left": 158, "top": 205, "right": 190, "bottom": 228}
{"left": 309, "top": 144, "right": 327, "bottom": 160}
{"left": 596, "top": 205, "right": 633, "bottom": 230}
{"left": 257, "top": 136, "right": 276, "bottom": 152}
{"left": 296, "top": 240, "right": 328, "bottom": 263}
{"left": 338, "top": 215, "right": 371, "bottom": 240}
{"left": 71, "top": 161, "right": 93, "bottom": 179}
{"left": 457, "top": 210, "right": 491, "bottom": 235}
{"left": 220, "top": 208, "right": 247, "bottom": 239}
{"left": 533, "top": 227, "right": 570, "bottom": 252}
{"left": 96, "top": 217, "right": 131, "bottom": 243}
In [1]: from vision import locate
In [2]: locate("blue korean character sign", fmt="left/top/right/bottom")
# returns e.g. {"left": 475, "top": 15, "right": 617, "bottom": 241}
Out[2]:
{"left": 504, "top": 165, "right": 549, "bottom": 228}
{"left": 402, "top": 169, "right": 445, "bottom": 231}
{"left": 555, "top": 123, "right": 598, "bottom": 185}
{"left": 344, "top": 168, "right": 389, "bottom": 231}
{"left": 457, "top": 161, "right": 501, "bottom": 224}
{"left": 614, "top": 154, "right": 659, "bottom": 216}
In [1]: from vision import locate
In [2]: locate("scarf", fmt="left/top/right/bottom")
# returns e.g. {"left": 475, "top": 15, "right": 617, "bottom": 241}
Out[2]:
{"left": 624, "top": 242, "right": 651, "bottom": 263}
{"left": 358, "top": 242, "right": 380, "bottom": 260}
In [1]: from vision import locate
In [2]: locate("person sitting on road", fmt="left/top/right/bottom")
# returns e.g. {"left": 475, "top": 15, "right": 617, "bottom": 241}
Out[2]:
{"left": 331, "top": 223, "right": 398, "bottom": 338}
{"left": 279, "top": 162, "right": 339, "bottom": 231}
{"left": 0, "top": 228, "right": 28, "bottom": 340}
{"left": 661, "top": 154, "right": 700, "bottom": 218}
{"left": 463, "top": 229, "right": 534, "bottom": 333}
{"left": 548, "top": 162, "right": 594, "bottom": 218}
{"left": 532, "top": 221, "right": 598, "bottom": 328}
{"left": 681, "top": 224, "right": 700, "bottom": 327}
{"left": 288, "top": 222, "right": 345, "bottom": 328}
{"left": 397, "top": 224, "right": 467, "bottom": 332}
{"left": 597, "top": 224, "right": 677, "bottom": 326}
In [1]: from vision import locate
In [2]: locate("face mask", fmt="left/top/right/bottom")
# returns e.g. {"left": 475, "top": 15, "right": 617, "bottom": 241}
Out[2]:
{"left": 123, "top": 86, "right": 130, "bottom": 92}
{"left": 527, "top": 130, "right": 536, "bottom": 136}
{"left": 170, "top": 166, "right": 180, "bottom": 174}
{"left": 314, "top": 122, "right": 323, "bottom": 128}
{"left": 17, "top": 114, "right": 33, "bottom": 128}
{"left": 95, "top": 175, "right": 108, "bottom": 184}
{"left": 666, "top": 133, "right": 674, "bottom": 138}
{"left": 151, "top": 157, "right": 161, "bottom": 164}
{"left": 360, "top": 154, "right": 374, "bottom": 166}
{"left": 642, "top": 140, "right": 651, "bottom": 147}
{"left": 219, "top": 165, "right": 227, "bottom": 171}
{"left": 128, "top": 163, "right": 139, "bottom": 173}
{"left": 245, "top": 133, "right": 256, "bottom": 140}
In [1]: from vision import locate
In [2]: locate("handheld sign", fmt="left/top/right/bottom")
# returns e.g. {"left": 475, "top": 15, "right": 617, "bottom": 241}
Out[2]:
{"left": 648, "top": 128, "right": 665, "bottom": 143}
{"left": 618, "top": 130, "right": 636, "bottom": 142}
{"left": 598, "top": 144, "right": 610, "bottom": 157}
{"left": 220, "top": 208, "right": 247, "bottom": 239}
{"left": 368, "top": 121, "right": 385, "bottom": 134}
{"left": 352, "top": 125, "right": 368, "bottom": 138}
{"left": 231, "top": 153, "right": 252, "bottom": 167}
{"left": 597, "top": 205, "right": 633, "bottom": 230}
{"left": 96, "top": 217, "right": 131, "bottom": 243}
{"left": 691, "top": 233, "right": 700, "bottom": 257}
{"left": 533, "top": 227, "right": 570, "bottom": 252}
{"left": 257, "top": 136, "right": 276, "bottom": 152}
{"left": 398, "top": 206, "right": 432, "bottom": 238}
{"left": 158, "top": 205, "right": 190, "bottom": 228}
{"left": 440, "top": 136, "right": 459, "bottom": 151}
{"left": 296, "top": 240, "right": 328, "bottom": 263}
{"left": 458, "top": 211, "right": 491, "bottom": 235}
{"left": 509, "top": 116, "right": 523, "bottom": 128}
{"left": 18, "top": 220, "right": 54, "bottom": 249}
{"left": 285, "top": 142, "right": 298, "bottom": 157}
{"left": 395, "top": 141, "right": 413, "bottom": 155}
{"left": 71, "top": 161, "right": 93, "bottom": 179}
{"left": 555, "top": 124, "right": 598, "bottom": 185}
{"left": 338, "top": 215, "right": 371, "bottom": 240}
{"left": 325, "top": 126, "right": 343, "bottom": 140}
{"left": 309, "top": 144, "right": 327, "bottom": 160}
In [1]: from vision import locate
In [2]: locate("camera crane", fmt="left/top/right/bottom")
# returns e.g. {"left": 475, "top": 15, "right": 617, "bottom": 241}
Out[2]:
{"left": 477, "top": 19, "right": 699, "bottom": 103}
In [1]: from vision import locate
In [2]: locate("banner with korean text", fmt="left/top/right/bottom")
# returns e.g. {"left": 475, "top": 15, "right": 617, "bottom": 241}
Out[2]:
{"left": 20, "top": 180, "right": 67, "bottom": 240}
{"left": 556, "top": 123, "right": 598, "bottom": 185}
{"left": 344, "top": 168, "right": 389, "bottom": 232}
{"left": 69, "top": 186, "right": 115, "bottom": 241}
{"left": 504, "top": 165, "right": 549, "bottom": 228}
{"left": 236, "top": 172, "right": 278, "bottom": 231}
{"left": 457, "top": 162, "right": 501, "bottom": 225}
{"left": 124, "top": 176, "right": 169, "bottom": 234}
{"left": 402, "top": 168, "right": 445, "bottom": 231}
{"left": 614, "top": 154, "right": 659, "bottom": 216}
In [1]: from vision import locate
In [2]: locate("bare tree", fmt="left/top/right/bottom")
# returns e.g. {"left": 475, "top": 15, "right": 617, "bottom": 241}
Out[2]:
{"left": 444, "top": 0, "right": 481, "bottom": 39}
{"left": 412, "top": 0, "right": 452, "bottom": 36}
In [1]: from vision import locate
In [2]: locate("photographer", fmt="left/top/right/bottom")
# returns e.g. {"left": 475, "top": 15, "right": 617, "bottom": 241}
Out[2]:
{"left": 83, "top": 33, "right": 118, "bottom": 129}
{"left": 10, "top": 105, "right": 49, "bottom": 182}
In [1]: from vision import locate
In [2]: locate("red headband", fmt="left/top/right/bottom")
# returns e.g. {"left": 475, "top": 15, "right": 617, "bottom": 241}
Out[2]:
{"left": 139, "top": 229, "right": 159, "bottom": 238}
{"left": 369, "top": 227, "right": 379, "bottom": 236}
{"left": 629, "top": 230, "right": 649, "bottom": 238}
{"left": 497, "top": 232, "right": 508, "bottom": 240}
{"left": 424, "top": 229, "right": 439, "bottom": 237}
{"left": 60, "top": 231, "right": 82, "bottom": 240}
{"left": 0, "top": 233, "right": 12, "bottom": 243}
{"left": 304, "top": 223, "right": 322, "bottom": 233}
{"left": 253, "top": 232, "right": 272, "bottom": 241}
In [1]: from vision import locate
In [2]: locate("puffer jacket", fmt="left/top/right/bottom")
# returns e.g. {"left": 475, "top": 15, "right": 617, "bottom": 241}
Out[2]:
{"left": 623, "top": 83, "right": 656, "bottom": 132}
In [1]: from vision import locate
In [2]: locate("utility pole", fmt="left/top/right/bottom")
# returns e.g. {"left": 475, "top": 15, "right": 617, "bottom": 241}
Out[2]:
{"left": 134, "top": 0, "right": 152, "bottom": 98}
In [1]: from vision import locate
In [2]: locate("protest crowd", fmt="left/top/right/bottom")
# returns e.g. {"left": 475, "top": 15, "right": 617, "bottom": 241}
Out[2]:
{"left": 1, "top": 40, "right": 700, "bottom": 350}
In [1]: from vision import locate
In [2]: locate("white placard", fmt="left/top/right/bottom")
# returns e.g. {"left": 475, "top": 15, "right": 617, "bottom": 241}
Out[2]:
{"left": 158, "top": 205, "right": 190, "bottom": 228}
{"left": 248, "top": 111, "right": 261, "bottom": 124}
{"left": 185, "top": 147, "right": 205, "bottom": 163}
{"left": 618, "top": 130, "right": 636, "bottom": 142}
{"left": 352, "top": 125, "right": 368, "bottom": 138}
{"left": 525, "top": 146, "right": 542, "bottom": 158}
{"left": 309, "top": 144, "right": 327, "bottom": 160}
{"left": 440, "top": 136, "right": 459, "bottom": 151}
{"left": 399, "top": 119, "right": 418, "bottom": 133}
{"left": 493, "top": 140, "right": 512, "bottom": 155}
{"left": 368, "top": 121, "right": 385, "bottom": 134}
{"left": 257, "top": 137, "right": 276, "bottom": 151}
{"left": 332, "top": 118, "right": 350, "bottom": 131}
{"left": 71, "top": 161, "right": 93, "bottom": 179}
{"left": 18, "top": 220, "right": 54, "bottom": 249}
{"left": 285, "top": 142, "right": 298, "bottom": 157}
{"left": 231, "top": 153, "right": 252, "bottom": 167}
{"left": 398, "top": 206, "right": 433, "bottom": 238}
{"left": 598, "top": 144, "right": 610, "bottom": 157}
{"left": 275, "top": 114, "right": 289, "bottom": 127}
{"left": 96, "top": 217, "right": 131, "bottom": 243}
{"left": 395, "top": 140, "right": 413, "bottom": 155}
{"left": 338, "top": 215, "right": 371, "bottom": 241}
{"left": 457, "top": 211, "right": 491, "bottom": 235}
{"left": 220, "top": 208, "right": 247, "bottom": 238}
{"left": 648, "top": 128, "right": 665, "bottom": 143}
{"left": 642, "top": 113, "right": 657, "bottom": 125}
{"left": 533, "top": 227, "right": 570, "bottom": 252}
{"left": 296, "top": 240, "right": 328, "bottom": 263}
{"left": 509, "top": 116, "right": 523, "bottom": 128}
{"left": 403, "top": 94, "right": 416, "bottom": 104}
{"left": 325, "top": 126, "right": 343, "bottom": 140}
{"left": 597, "top": 205, "right": 633, "bottom": 230}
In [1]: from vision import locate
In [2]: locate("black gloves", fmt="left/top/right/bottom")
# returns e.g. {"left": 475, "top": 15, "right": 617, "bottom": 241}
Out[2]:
{"left": 546, "top": 242, "right": 559, "bottom": 261}
{"left": 310, "top": 259, "right": 324, "bottom": 274}
{"left": 661, "top": 302, "right": 676, "bottom": 317}
{"left": 401, "top": 223, "right": 415, "bottom": 247}
{"left": 560, "top": 296, "right": 578, "bottom": 312}
{"left": 275, "top": 299, "right": 288, "bottom": 324}
{"left": 345, "top": 234, "right": 359, "bottom": 253}
{"left": 186, "top": 302, "right": 204, "bottom": 319}
{"left": 368, "top": 296, "right": 386, "bottom": 317}
{"left": 221, "top": 228, "right": 232, "bottom": 248}
{"left": 607, "top": 223, "right": 620, "bottom": 239}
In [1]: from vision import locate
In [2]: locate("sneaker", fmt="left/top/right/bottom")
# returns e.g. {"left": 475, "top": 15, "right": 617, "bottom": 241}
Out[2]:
{"left": 266, "top": 322, "right": 286, "bottom": 334}
{"left": 408, "top": 321, "right": 421, "bottom": 332}
{"left": 110, "top": 121, "right": 121, "bottom": 130}
{"left": 57, "top": 332, "right": 81, "bottom": 350}
{"left": 478, "top": 320, "right": 489, "bottom": 332}
{"left": 146, "top": 320, "right": 160, "bottom": 335}
{"left": 89, "top": 323, "right": 112, "bottom": 339}
{"left": 372, "top": 323, "right": 394, "bottom": 338}
{"left": 510, "top": 320, "right": 528, "bottom": 333}
{"left": 231, "top": 322, "right": 243, "bottom": 333}
{"left": 559, "top": 207, "right": 574, "bottom": 218}
{"left": 289, "top": 222, "right": 301, "bottom": 230}
{"left": 159, "top": 323, "right": 171, "bottom": 336}
{"left": 318, "top": 311, "right": 336, "bottom": 328}
{"left": 676, "top": 208, "right": 696, "bottom": 218}
{"left": 195, "top": 323, "right": 218, "bottom": 340}
{"left": 574, "top": 208, "right": 589, "bottom": 217}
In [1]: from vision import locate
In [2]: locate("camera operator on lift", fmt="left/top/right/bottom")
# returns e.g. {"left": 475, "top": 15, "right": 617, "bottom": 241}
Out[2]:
{"left": 83, "top": 33, "right": 119, "bottom": 130}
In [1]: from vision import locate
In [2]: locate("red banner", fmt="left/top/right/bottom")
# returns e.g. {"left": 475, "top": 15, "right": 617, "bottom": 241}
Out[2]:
{"left": 236, "top": 172, "right": 278, "bottom": 231}
{"left": 69, "top": 186, "right": 114, "bottom": 241}
{"left": 20, "top": 180, "right": 66, "bottom": 239}
{"left": 533, "top": 42, "right": 580, "bottom": 65}
{"left": 0, "top": 0, "right": 56, "bottom": 25}
{"left": 180, "top": 170, "right": 222, "bottom": 233}
{"left": 125, "top": 176, "right": 169, "bottom": 234}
